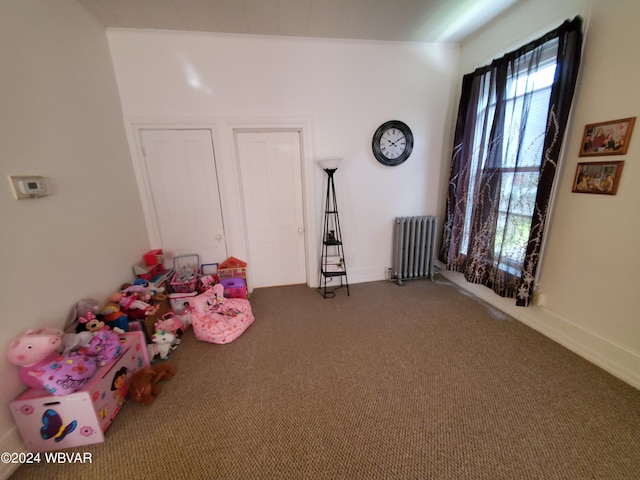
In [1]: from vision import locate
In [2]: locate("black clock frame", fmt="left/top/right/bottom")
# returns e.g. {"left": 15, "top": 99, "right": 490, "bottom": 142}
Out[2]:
{"left": 372, "top": 120, "right": 414, "bottom": 167}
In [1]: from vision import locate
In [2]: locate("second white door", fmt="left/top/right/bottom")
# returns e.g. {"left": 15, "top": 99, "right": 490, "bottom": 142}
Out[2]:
{"left": 236, "top": 131, "right": 306, "bottom": 288}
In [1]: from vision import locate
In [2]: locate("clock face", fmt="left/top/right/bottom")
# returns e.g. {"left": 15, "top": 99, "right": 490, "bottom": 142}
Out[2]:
{"left": 380, "top": 128, "right": 407, "bottom": 160}
{"left": 372, "top": 120, "right": 413, "bottom": 166}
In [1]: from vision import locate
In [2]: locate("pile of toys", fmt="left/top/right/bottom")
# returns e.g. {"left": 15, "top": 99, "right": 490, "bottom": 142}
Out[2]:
{"left": 4, "top": 251, "right": 254, "bottom": 453}
{"left": 132, "top": 249, "right": 169, "bottom": 284}
{"left": 7, "top": 252, "right": 251, "bottom": 402}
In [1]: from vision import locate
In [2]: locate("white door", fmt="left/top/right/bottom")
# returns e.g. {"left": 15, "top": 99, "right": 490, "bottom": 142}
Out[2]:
{"left": 139, "top": 129, "right": 227, "bottom": 266}
{"left": 236, "top": 131, "right": 306, "bottom": 288}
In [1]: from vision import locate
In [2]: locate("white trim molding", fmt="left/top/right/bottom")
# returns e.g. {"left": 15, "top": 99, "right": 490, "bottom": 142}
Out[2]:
{"left": 439, "top": 269, "right": 640, "bottom": 390}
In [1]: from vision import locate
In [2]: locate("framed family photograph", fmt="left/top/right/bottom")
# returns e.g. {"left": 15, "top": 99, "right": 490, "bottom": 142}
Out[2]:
{"left": 572, "top": 161, "right": 624, "bottom": 195}
{"left": 579, "top": 117, "right": 635, "bottom": 156}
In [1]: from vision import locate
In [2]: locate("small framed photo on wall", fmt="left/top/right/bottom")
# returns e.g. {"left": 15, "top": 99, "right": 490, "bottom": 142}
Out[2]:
{"left": 572, "top": 161, "right": 624, "bottom": 195}
{"left": 579, "top": 117, "right": 635, "bottom": 156}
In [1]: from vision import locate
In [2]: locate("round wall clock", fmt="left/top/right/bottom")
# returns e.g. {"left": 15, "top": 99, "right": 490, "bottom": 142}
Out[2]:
{"left": 372, "top": 120, "right": 414, "bottom": 166}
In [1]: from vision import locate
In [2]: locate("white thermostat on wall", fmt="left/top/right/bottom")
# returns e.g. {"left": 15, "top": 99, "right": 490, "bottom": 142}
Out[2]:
{"left": 9, "top": 175, "right": 53, "bottom": 199}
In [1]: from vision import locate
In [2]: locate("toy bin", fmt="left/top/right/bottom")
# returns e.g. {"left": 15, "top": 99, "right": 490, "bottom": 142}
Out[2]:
{"left": 169, "top": 291, "right": 198, "bottom": 313}
{"left": 170, "top": 254, "right": 200, "bottom": 293}
{"left": 10, "top": 332, "right": 150, "bottom": 452}
{"left": 199, "top": 263, "right": 219, "bottom": 292}
{"left": 220, "top": 277, "right": 248, "bottom": 299}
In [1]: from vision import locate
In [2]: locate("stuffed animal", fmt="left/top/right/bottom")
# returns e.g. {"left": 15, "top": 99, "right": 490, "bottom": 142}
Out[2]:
{"left": 6, "top": 328, "right": 97, "bottom": 395}
{"left": 65, "top": 298, "right": 101, "bottom": 333}
{"left": 130, "top": 279, "right": 167, "bottom": 303}
{"left": 120, "top": 284, "right": 152, "bottom": 302}
{"left": 112, "top": 290, "right": 160, "bottom": 320}
{"left": 78, "top": 312, "right": 124, "bottom": 335}
{"left": 146, "top": 281, "right": 167, "bottom": 303}
{"left": 61, "top": 331, "right": 94, "bottom": 354}
{"left": 154, "top": 312, "right": 187, "bottom": 343}
{"left": 147, "top": 330, "right": 175, "bottom": 362}
{"left": 129, "top": 363, "right": 176, "bottom": 405}
{"left": 67, "top": 314, "right": 124, "bottom": 366}
{"left": 100, "top": 295, "right": 130, "bottom": 332}
{"left": 86, "top": 329, "right": 123, "bottom": 367}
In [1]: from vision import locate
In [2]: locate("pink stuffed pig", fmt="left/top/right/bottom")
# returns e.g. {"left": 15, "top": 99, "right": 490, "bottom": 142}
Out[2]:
{"left": 6, "top": 328, "right": 63, "bottom": 368}
{"left": 6, "top": 328, "right": 97, "bottom": 395}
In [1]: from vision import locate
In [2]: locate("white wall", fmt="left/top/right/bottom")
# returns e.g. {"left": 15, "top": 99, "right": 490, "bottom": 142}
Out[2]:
{"left": 441, "top": 0, "right": 640, "bottom": 389}
{"left": 0, "top": 1, "right": 148, "bottom": 470}
{"left": 106, "top": 30, "right": 460, "bottom": 285}
{"left": 2, "top": 1, "right": 636, "bottom": 473}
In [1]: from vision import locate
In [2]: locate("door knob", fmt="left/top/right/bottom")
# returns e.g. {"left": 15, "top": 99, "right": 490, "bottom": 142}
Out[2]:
{"left": 215, "top": 234, "right": 222, "bottom": 242}
{"left": 297, "top": 227, "right": 304, "bottom": 235}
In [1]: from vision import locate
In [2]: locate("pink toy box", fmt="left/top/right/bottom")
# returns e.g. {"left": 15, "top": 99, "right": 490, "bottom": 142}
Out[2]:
{"left": 10, "top": 331, "right": 149, "bottom": 452}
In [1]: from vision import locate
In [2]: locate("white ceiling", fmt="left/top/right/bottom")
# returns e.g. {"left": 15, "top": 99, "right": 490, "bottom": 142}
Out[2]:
{"left": 75, "top": 0, "right": 521, "bottom": 43}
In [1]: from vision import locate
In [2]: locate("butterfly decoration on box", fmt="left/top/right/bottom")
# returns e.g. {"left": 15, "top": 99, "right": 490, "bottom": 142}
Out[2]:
{"left": 40, "top": 409, "right": 77, "bottom": 442}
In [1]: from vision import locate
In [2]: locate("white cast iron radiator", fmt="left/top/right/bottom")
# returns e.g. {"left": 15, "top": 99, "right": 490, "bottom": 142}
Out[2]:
{"left": 391, "top": 216, "right": 437, "bottom": 285}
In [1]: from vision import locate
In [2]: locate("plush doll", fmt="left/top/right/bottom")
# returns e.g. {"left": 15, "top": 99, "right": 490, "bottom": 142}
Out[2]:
{"left": 6, "top": 328, "right": 97, "bottom": 395}
{"left": 77, "top": 312, "right": 124, "bottom": 335}
{"left": 112, "top": 290, "right": 159, "bottom": 320}
{"left": 70, "top": 312, "right": 124, "bottom": 367}
{"left": 151, "top": 362, "right": 176, "bottom": 381}
{"left": 128, "top": 369, "right": 159, "bottom": 405}
{"left": 129, "top": 363, "right": 176, "bottom": 405}
{"left": 61, "top": 331, "right": 94, "bottom": 354}
{"left": 154, "top": 313, "right": 186, "bottom": 348}
{"left": 100, "top": 294, "right": 130, "bottom": 332}
{"left": 75, "top": 314, "right": 123, "bottom": 366}
{"left": 130, "top": 279, "right": 167, "bottom": 303}
{"left": 120, "top": 284, "right": 152, "bottom": 302}
{"left": 65, "top": 298, "right": 101, "bottom": 334}
{"left": 146, "top": 281, "right": 168, "bottom": 303}
{"left": 147, "top": 330, "right": 175, "bottom": 362}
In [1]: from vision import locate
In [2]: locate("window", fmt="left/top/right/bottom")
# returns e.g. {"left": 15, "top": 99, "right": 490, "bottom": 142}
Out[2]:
{"left": 440, "top": 18, "right": 582, "bottom": 305}
{"left": 461, "top": 54, "right": 557, "bottom": 276}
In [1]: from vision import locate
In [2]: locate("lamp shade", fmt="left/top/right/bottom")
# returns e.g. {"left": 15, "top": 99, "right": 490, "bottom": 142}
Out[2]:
{"left": 315, "top": 158, "right": 342, "bottom": 170}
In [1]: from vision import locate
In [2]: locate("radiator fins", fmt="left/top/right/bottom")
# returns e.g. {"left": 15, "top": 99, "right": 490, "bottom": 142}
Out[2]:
{"left": 392, "top": 216, "right": 437, "bottom": 285}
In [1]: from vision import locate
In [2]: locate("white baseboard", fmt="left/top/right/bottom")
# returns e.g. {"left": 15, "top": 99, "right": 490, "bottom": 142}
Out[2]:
{"left": 439, "top": 270, "right": 640, "bottom": 390}
{"left": 347, "top": 265, "right": 388, "bottom": 285}
{"left": 0, "top": 427, "right": 25, "bottom": 480}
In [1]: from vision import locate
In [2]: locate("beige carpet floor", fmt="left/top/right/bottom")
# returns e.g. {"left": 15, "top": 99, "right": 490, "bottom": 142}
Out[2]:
{"left": 9, "top": 277, "right": 640, "bottom": 479}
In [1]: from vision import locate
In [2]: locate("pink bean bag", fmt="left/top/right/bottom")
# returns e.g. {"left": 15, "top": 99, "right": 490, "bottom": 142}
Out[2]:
{"left": 190, "top": 284, "right": 254, "bottom": 344}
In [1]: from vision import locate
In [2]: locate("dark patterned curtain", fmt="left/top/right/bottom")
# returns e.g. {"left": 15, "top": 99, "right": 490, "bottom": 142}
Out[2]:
{"left": 440, "top": 17, "right": 582, "bottom": 306}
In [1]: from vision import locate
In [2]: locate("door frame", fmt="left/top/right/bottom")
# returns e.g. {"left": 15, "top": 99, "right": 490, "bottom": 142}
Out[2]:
{"left": 124, "top": 117, "right": 319, "bottom": 289}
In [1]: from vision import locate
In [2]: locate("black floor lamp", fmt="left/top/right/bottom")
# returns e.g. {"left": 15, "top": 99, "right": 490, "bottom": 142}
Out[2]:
{"left": 317, "top": 159, "right": 349, "bottom": 298}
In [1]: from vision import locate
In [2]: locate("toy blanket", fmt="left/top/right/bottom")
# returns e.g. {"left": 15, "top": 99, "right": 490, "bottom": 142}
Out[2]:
{"left": 190, "top": 284, "right": 254, "bottom": 344}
